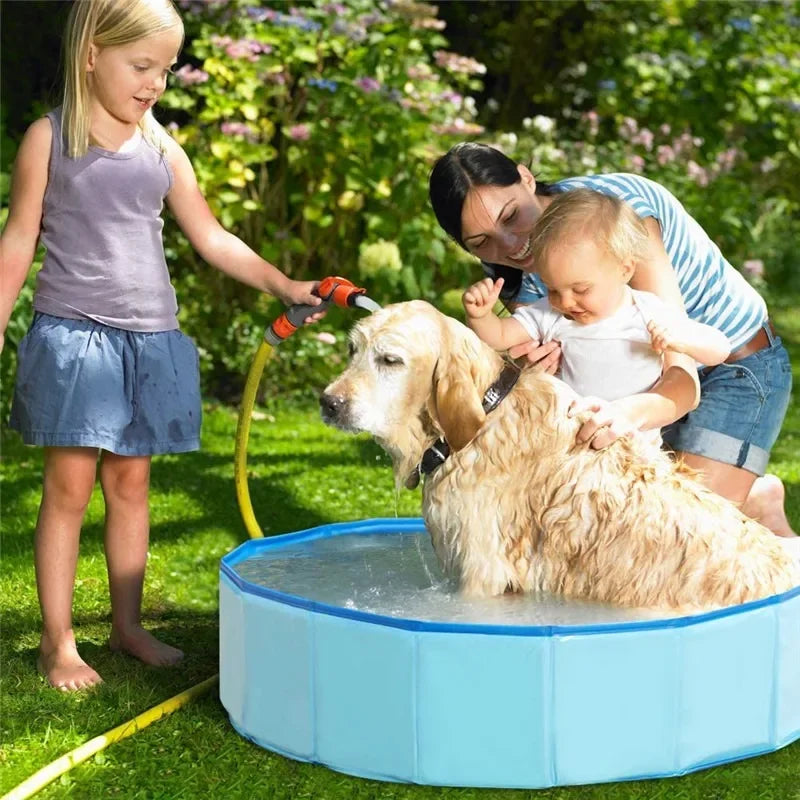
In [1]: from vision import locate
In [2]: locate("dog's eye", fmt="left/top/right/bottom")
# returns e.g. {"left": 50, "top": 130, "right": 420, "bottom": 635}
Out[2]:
{"left": 347, "top": 341, "right": 357, "bottom": 357}
{"left": 379, "top": 354, "right": 404, "bottom": 367}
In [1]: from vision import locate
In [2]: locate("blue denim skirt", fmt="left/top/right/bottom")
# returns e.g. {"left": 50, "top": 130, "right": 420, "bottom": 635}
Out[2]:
{"left": 662, "top": 325, "right": 792, "bottom": 476}
{"left": 9, "top": 313, "right": 201, "bottom": 456}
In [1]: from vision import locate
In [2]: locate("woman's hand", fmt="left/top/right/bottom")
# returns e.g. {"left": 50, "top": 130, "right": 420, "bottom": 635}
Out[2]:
{"left": 507, "top": 338, "right": 562, "bottom": 374}
{"left": 568, "top": 395, "right": 640, "bottom": 449}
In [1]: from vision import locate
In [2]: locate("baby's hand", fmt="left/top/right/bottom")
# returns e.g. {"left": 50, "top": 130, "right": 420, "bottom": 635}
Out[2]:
{"left": 648, "top": 320, "right": 688, "bottom": 355}
{"left": 463, "top": 277, "right": 504, "bottom": 320}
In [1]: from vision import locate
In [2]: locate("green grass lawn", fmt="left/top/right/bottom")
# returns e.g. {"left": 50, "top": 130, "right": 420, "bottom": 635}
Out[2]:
{"left": 2, "top": 304, "right": 799, "bottom": 800}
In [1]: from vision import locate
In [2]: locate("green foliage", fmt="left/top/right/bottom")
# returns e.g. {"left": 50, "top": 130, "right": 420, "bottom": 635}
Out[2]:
{"left": 159, "top": 0, "right": 487, "bottom": 399}
{"left": 3, "top": 1, "right": 797, "bottom": 405}
{"left": 438, "top": 0, "right": 799, "bottom": 292}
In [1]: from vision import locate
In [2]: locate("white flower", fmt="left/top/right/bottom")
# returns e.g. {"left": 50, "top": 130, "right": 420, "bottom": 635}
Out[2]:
{"left": 532, "top": 115, "right": 556, "bottom": 135}
{"left": 498, "top": 132, "right": 518, "bottom": 150}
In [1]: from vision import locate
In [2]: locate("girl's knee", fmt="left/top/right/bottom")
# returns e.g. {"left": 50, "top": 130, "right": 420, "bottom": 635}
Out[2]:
{"left": 99, "top": 454, "right": 151, "bottom": 503}
{"left": 42, "top": 448, "right": 98, "bottom": 512}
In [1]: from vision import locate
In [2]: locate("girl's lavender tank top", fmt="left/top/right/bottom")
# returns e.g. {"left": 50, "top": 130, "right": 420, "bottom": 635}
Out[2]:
{"left": 34, "top": 108, "right": 179, "bottom": 331}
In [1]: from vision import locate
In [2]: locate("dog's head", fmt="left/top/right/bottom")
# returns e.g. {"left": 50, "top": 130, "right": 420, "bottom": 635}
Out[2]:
{"left": 320, "top": 300, "right": 505, "bottom": 485}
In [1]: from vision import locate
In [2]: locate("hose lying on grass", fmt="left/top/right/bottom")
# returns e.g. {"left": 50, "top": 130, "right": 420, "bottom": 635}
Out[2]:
{"left": 1, "top": 674, "right": 220, "bottom": 800}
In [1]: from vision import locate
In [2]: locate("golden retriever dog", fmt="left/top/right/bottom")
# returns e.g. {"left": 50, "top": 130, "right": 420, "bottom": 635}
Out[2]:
{"left": 320, "top": 300, "right": 799, "bottom": 612}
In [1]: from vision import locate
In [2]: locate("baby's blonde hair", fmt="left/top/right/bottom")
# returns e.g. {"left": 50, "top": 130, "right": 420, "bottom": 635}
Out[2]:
{"left": 62, "top": 0, "right": 184, "bottom": 157}
{"left": 530, "top": 188, "right": 650, "bottom": 271}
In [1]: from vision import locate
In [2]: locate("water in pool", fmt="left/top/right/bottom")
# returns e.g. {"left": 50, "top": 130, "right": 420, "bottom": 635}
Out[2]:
{"left": 233, "top": 531, "right": 681, "bottom": 626}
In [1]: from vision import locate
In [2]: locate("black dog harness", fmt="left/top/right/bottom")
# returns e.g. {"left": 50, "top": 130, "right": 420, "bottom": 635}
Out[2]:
{"left": 409, "top": 361, "right": 521, "bottom": 487}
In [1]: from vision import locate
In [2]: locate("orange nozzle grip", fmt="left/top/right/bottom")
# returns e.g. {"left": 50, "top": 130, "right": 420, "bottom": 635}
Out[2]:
{"left": 317, "top": 276, "right": 366, "bottom": 308}
{"left": 270, "top": 314, "right": 298, "bottom": 341}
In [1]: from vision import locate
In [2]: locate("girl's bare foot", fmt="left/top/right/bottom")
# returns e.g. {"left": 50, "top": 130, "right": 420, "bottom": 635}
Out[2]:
{"left": 743, "top": 474, "right": 798, "bottom": 538}
{"left": 38, "top": 632, "right": 103, "bottom": 691}
{"left": 109, "top": 625, "right": 183, "bottom": 666}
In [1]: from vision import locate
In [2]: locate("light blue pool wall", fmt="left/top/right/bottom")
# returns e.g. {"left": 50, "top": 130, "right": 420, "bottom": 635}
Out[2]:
{"left": 219, "top": 519, "right": 800, "bottom": 788}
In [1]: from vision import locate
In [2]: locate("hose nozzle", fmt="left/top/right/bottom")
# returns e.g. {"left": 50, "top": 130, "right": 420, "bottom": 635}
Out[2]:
{"left": 266, "top": 276, "right": 377, "bottom": 345}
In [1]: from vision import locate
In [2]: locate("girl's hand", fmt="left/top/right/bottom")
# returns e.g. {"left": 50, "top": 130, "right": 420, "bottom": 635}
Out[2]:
{"left": 507, "top": 338, "right": 562, "bottom": 374}
{"left": 278, "top": 279, "right": 326, "bottom": 323}
{"left": 463, "top": 277, "right": 504, "bottom": 320}
{"left": 648, "top": 319, "right": 686, "bottom": 355}
{"left": 568, "top": 395, "right": 639, "bottom": 449}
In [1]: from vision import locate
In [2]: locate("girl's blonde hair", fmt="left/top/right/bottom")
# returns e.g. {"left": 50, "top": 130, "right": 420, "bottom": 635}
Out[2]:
{"left": 530, "top": 188, "right": 650, "bottom": 270}
{"left": 62, "top": 0, "right": 184, "bottom": 157}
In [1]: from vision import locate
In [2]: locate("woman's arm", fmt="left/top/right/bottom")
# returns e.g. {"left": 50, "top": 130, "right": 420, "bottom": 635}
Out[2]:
{"left": 0, "top": 117, "right": 52, "bottom": 351}
{"left": 571, "top": 352, "right": 699, "bottom": 449}
{"left": 163, "top": 136, "right": 321, "bottom": 309}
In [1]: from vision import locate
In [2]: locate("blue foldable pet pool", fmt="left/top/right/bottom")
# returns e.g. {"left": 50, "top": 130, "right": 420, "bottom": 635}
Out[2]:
{"left": 219, "top": 517, "right": 800, "bottom": 788}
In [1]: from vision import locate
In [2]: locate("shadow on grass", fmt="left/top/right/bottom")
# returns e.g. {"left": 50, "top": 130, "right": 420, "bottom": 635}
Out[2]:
{"left": 1, "top": 428, "right": 395, "bottom": 558}
{"left": 3, "top": 606, "right": 220, "bottom": 703}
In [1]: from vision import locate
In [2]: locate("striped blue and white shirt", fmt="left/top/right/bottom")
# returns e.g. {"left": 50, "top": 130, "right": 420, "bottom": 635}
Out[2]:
{"left": 513, "top": 173, "right": 766, "bottom": 351}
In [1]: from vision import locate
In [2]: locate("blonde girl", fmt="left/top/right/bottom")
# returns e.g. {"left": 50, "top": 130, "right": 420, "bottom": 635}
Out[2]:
{"left": 0, "top": 0, "right": 322, "bottom": 691}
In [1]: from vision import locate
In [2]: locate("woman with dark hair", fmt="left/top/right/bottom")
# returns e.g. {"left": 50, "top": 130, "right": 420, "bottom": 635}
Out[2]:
{"left": 428, "top": 142, "right": 795, "bottom": 538}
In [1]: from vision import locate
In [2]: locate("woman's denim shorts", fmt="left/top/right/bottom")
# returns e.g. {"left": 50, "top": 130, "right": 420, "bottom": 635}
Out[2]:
{"left": 9, "top": 313, "right": 201, "bottom": 456}
{"left": 662, "top": 325, "right": 792, "bottom": 476}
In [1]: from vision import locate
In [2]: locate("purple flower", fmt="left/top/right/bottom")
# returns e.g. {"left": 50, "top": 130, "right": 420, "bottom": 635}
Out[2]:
{"left": 687, "top": 160, "right": 709, "bottom": 187}
{"left": 631, "top": 128, "right": 654, "bottom": 151}
{"left": 246, "top": 6, "right": 277, "bottom": 22}
{"left": 355, "top": 77, "right": 381, "bottom": 93}
{"left": 715, "top": 148, "right": 739, "bottom": 171}
{"left": 742, "top": 259, "right": 764, "bottom": 279}
{"left": 656, "top": 145, "right": 675, "bottom": 166}
{"left": 220, "top": 122, "right": 258, "bottom": 141}
{"left": 174, "top": 64, "right": 209, "bottom": 86}
{"left": 287, "top": 124, "right": 311, "bottom": 141}
{"left": 224, "top": 38, "right": 271, "bottom": 61}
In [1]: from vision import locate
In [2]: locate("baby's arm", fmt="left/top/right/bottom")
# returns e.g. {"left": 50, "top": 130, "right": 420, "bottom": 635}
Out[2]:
{"left": 463, "top": 278, "right": 530, "bottom": 351}
{"left": 0, "top": 117, "right": 52, "bottom": 352}
{"left": 163, "top": 136, "right": 322, "bottom": 313}
{"left": 648, "top": 318, "right": 731, "bottom": 365}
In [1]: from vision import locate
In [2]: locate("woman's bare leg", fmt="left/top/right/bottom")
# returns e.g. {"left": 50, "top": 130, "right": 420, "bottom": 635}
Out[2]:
{"left": 99, "top": 452, "right": 183, "bottom": 665}
{"left": 35, "top": 447, "right": 103, "bottom": 691}
{"left": 742, "top": 474, "right": 797, "bottom": 537}
{"left": 679, "top": 452, "right": 797, "bottom": 537}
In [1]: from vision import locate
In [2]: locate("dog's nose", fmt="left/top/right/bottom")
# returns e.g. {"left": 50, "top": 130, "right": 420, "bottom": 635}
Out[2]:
{"left": 320, "top": 392, "right": 346, "bottom": 420}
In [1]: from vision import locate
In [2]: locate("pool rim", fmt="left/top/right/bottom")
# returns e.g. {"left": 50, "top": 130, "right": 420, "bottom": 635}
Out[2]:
{"left": 220, "top": 516, "right": 800, "bottom": 637}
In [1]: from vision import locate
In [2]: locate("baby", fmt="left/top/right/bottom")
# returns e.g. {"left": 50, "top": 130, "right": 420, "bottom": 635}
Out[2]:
{"left": 463, "top": 188, "right": 731, "bottom": 403}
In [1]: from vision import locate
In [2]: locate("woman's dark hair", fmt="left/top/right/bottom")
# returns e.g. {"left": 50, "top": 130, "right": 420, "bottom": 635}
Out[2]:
{"left": 428, "top": 142, "right": 557, "bottom": 302}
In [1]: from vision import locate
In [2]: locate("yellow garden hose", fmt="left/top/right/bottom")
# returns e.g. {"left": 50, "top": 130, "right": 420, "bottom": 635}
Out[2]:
{"left": 1, "top": 675, "right": 220, "bottom": 800}
{"left": 234, "top": 339, "right": 275, "bottom": 539}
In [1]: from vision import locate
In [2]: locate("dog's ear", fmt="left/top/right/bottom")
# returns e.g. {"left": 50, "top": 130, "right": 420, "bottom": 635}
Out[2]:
{"left": 431, "top": 336, "right": 486, "bottom": 452}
